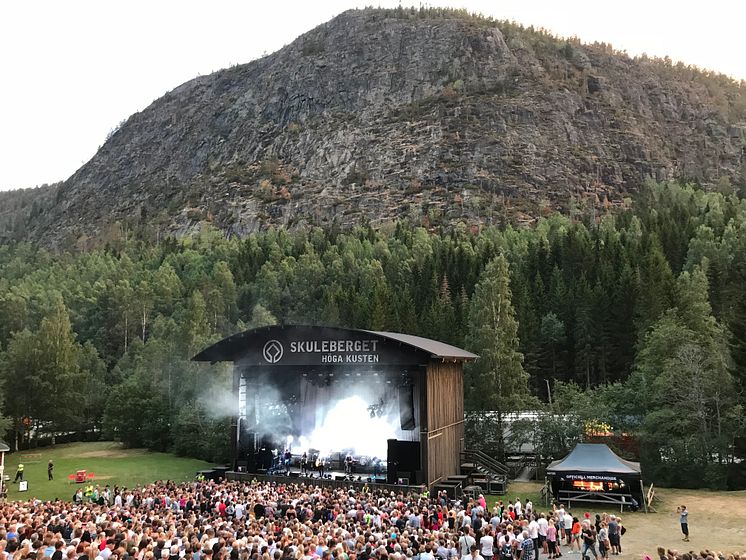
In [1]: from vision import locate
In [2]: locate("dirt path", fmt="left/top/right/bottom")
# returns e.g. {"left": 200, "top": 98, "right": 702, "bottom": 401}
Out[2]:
{"left": 620, "top": 488, "right": 746, "bottom": 556}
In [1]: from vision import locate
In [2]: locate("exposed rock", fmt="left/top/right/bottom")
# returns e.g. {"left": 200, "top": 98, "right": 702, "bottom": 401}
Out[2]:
{"left": 1, "top": 8, "right": 745, "bottom": 246}
{"left": 587, "top": 75, "right": 605, "bottom": 94}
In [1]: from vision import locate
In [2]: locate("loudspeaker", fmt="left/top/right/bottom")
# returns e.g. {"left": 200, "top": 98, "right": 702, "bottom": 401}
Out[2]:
{"left": 238, "top": 431, "right": 256, "bottom": 456}
{"left": 387, "top": 439, "right": 421, "bottom": 483}
{"left": 335, "top": 475, "right": 347, "bottom": 481}
{"left": 398, "top": 384, "right": 415, "bottom": 430}
{"left": 395, "top": 441, "right": 421, "bottom": 471}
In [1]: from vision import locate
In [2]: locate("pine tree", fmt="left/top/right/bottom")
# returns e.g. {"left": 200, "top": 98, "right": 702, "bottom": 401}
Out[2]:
{"left": 636, "top": 236, "right": 676, "bottom": 334}
{"left": 465, "top": 254, "right": 530, "bottom": 459}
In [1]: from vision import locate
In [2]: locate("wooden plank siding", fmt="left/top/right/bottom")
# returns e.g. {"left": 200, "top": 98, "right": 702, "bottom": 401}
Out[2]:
{"left": 423, "top": 361, "right": 465, "bottom": 486}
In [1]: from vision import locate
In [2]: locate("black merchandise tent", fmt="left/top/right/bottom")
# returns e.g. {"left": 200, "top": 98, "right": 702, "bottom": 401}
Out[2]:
{"left": 546, "top": 443, "right": 646, "bottom": 512}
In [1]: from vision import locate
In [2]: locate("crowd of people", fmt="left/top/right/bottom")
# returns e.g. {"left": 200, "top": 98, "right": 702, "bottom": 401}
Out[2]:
{"left": 652, "top": 549, "right": 744, "bottom": 560}
{"left": 0, "top": 479, "right": 741, "bottom": 560}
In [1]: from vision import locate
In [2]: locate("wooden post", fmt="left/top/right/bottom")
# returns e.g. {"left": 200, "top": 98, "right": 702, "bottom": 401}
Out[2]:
{"left": 641, "top": 480, "right": 648, "bottom": 513}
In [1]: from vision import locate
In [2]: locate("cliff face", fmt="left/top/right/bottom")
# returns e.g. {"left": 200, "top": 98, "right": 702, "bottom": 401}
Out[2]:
{"left": 3, "top": 8, "right": 745, "bottom": 246}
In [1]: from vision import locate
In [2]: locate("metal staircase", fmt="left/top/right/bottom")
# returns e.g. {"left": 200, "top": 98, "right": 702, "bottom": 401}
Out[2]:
{"left": 434, "top": 449, "right": 509, "bottom": 499}
{"left": 459, "top": 449, "right": 509, "bottom": 494}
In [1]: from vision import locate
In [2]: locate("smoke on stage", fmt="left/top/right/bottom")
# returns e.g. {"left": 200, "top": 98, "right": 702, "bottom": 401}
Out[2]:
{"left": 243, "top": 370, "right": 408, "bottom": 459}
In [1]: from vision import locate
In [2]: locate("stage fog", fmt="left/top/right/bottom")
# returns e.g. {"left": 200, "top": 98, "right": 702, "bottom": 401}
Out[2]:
{"left": 239, "top": 369, "right": 420, "bottom": 464}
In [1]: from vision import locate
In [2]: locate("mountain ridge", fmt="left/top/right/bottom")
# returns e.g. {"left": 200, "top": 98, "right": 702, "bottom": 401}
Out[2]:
{"left": 2, "top": 7, "right": 745, "bottom": 247}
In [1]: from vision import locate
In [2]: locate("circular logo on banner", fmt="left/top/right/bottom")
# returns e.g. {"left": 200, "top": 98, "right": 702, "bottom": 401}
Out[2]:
{"left": 262, "top": 339, "right": 284, "bottom": 363}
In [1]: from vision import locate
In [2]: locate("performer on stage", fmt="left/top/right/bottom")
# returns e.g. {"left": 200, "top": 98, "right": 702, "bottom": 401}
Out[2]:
{"left": 301, "top": 452, "right": 308, "bottom": 475}
{"left": 316, "top": 455, "right": 325, "bottom": 478}
{"left": 373, "top": 457, "right": 382, "bottom": 479}
{"left": 344, "top": 454, "right": 353, "bottom": 475}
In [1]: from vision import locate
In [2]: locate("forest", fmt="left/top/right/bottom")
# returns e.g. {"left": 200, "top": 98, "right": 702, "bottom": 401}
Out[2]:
{"left": 0, "top": 181, "right": 745, "bottom": 488}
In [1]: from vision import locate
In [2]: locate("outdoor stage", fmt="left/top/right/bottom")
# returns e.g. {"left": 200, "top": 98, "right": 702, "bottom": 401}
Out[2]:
{"left": 193, "top": 325, "right": 477, "bottom": 488}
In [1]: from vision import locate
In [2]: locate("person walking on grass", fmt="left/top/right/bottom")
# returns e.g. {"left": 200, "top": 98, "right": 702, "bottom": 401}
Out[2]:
{"left": 48, "top": 460, "right": 54, "bottom": 481}
{"left": 677, "top": 505, "right": 689, "bottom": 542}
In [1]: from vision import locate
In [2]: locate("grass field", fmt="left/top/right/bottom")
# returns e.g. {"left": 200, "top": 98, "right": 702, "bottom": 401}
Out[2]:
{"left": 489, "top": 481, "right": 746, "bottom": 556}
{"left": 2, "top": 441, "right": 212, "bottom": 502}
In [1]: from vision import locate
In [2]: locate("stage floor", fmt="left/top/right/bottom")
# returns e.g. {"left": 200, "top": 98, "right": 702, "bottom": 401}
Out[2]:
{"left": 225, "top": 470, "right": 423, "bottom": 492}
{"left": 254, "top": 466, "right": 387, "bottom": 483}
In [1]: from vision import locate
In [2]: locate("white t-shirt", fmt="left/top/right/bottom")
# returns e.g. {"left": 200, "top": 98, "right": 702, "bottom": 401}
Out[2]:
{"left": 528, "top": 521, "right": 539, "bottom": 539}
{"left": 537, "top": 518, "right": 548, "bottom": 537}
{"left": 459, "top": 536, "right": 476, "bottom": 556}
{"left": 480, "top": 535, "right": 494, "bottom": 557}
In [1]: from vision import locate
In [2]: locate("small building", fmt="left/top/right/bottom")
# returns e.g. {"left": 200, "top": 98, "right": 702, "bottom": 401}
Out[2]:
{"left": 547, "top": 443, "right": 645, "bottom": 511}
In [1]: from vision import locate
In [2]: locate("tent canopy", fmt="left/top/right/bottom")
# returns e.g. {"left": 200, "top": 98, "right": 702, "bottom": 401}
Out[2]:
{"left": 547, "top": 443, "right": 641, "bottom": 477}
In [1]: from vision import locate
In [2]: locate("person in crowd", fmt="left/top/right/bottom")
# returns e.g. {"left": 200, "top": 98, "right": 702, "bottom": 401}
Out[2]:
{"left": 616, "top": 517, "right": 625, "bottom": 553}
{"left": 479, "top": 526, "right": 494, "bottom": 560}
{"left": 518, "top": 531, "right": 534, "bottom": 560}
{"left": 580, "top": 520, "right": 598, "bottom": 559}
{"left": 607, "top": 515, "right": 620, "bottom": 556}
{"left": 570, "top": 516, "right": 582, "bottom": 552}
{"left": 597, "top": 520, "right": 609, "bottom": 560}
{"left": 546, "top": 519, "right": 559, "bottom": 559}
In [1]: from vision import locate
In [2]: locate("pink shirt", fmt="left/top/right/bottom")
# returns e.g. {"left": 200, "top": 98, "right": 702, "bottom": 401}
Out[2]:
{"left": 547, "top": 526, "right": 557, "bottom": 542}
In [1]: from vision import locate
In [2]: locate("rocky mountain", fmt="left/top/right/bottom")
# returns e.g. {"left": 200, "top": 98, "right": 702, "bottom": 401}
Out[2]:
{"left": 2, "top": 7, "right": 745, "bottom": 247}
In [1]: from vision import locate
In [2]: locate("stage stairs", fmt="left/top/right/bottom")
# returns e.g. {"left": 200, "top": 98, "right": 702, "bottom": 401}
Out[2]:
{"left": 434, "top": 450, "right": 509, "bottom": 499}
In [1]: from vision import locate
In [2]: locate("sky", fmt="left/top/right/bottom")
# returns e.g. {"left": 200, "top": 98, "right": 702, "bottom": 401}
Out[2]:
{"left": 0, "top": 0, "right": 743, "bottom": 192}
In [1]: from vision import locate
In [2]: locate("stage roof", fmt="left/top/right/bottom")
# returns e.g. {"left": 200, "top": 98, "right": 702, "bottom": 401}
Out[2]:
{"left": 547, "top": 443, "right": 641, "bottom": 476}
{"left": 363, "top": 330, "right": 478, "bottom": 361}
{"left": 0, "top": 441, "right": 9, "bottom": 453}
{"left": 192, "top": 324, "right": 477, "bottom": 364}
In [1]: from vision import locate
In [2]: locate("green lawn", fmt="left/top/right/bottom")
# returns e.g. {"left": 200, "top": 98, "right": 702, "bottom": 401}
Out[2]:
{"left": 486, "top": 480, "right": 546, "bottom": 511}
{"left": 3, "top": 441, "right": 212, "bottom": 501}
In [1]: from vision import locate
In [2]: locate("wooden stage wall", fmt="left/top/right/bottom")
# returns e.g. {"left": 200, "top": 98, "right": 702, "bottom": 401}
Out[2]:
{"left": 423, "top": 361, "right": 464, "bottom": 486}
